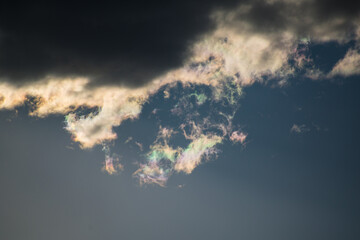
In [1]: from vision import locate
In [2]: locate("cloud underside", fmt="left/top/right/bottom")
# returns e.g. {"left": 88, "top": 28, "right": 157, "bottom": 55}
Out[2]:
{"left": 1, "top": 0, "right": 360, "bottom": 185}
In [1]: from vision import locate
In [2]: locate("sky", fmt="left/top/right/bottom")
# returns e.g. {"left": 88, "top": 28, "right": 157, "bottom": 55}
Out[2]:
{"left": 0, "top": 1, "right": 360, "bottom": 239}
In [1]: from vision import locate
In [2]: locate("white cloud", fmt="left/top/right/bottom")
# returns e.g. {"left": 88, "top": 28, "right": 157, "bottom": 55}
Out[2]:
{"left": 1, "top": 0, "right": 360, "bottom": 185}
{"left": 328, "top": 48, "right": 360, "bottom": 77}
{"left": 290, "top": 124, "right": 309, "bottom": 134}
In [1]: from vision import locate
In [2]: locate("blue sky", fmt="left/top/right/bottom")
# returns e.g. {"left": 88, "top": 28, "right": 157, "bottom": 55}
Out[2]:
{"left": 1, "top": 1, "right": 360, "bottom": 239}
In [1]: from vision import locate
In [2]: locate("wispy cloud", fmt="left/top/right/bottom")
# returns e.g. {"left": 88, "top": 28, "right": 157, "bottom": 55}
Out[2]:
{"left": 174, "top": 134, "right": 222, "bottom": 174}
{"left": 1, "top": 0, "right": 360, "bottom": 186}
{"left": 230, "top": 131, "right": 247, "bottom": 144}
{"left": 328, "top": 48, "right": 360, "bottom": 77}
{"left": 102, "top": 144, "right": 123, "bottom": 175}
{"left": 290, "top": 124, "right": 310, "bottom": 134}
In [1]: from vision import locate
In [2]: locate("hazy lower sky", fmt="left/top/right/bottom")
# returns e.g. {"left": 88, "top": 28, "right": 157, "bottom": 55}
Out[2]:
{"left": 1, "top": 1, "right": 360, "bottom": 239}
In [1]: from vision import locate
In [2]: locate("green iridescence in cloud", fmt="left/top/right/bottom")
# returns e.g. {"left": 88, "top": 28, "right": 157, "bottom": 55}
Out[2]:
{"left": 134, "top": 77, "right": 247, "bottom": 186}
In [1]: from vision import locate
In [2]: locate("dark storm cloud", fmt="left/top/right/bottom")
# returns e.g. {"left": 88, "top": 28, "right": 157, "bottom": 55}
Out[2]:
{"left": 1, "top": 1, "right": 359, "bottom": 87}
{"left": 0, "top": 1, "right": 240, "bottom": 86}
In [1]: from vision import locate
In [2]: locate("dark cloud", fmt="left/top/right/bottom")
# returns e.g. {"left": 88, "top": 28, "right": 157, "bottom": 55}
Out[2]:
{"left": 223, "top": 0, "right": 360, "bottom": 40}
{"left": 0, "top": 1, "right": 239, "bottom": 86}
{"left": 1, "top": 1, "right": 359, "bottom": 87}
{"left": 316, "top": 0, "right": 360, "bottom": 18}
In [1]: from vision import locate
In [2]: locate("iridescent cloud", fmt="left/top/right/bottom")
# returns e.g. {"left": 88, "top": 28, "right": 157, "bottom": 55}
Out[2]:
{"left": 1, "top": 0, "right": 360, "bottom": 186}
{"left": 174, "top": 134, "right": 222, "bottom": 174}
{"left": 230, "top": 131, "right": 247, "bottom": 144}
